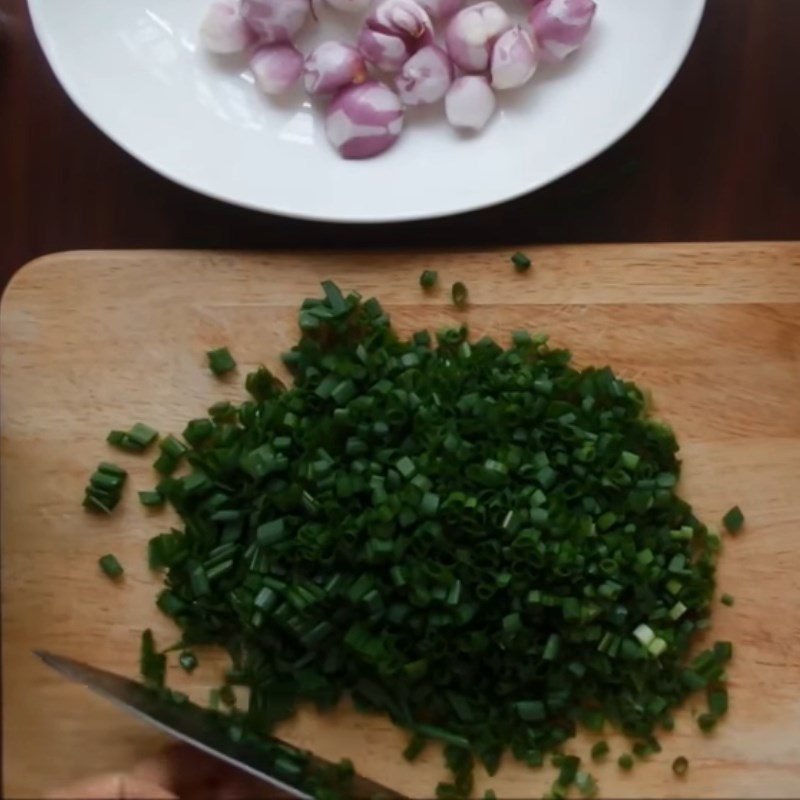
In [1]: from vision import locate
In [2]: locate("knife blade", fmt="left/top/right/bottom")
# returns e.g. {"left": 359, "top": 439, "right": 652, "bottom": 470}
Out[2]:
{"left": 35, "top": 650, "right": 406, "bottom": 800}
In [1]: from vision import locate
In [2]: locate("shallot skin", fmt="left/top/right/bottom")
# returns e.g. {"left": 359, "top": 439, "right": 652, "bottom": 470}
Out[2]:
{"left": 528, "top": 0, "right": 596, "bottom": 62}
{"left": 490, "top": 26, "right": 538, "bottom": 90}
{"left": 326, "top": 81, "right": 405, "bottom": 159}
{"left": 358, "top": 0, "right": 434, "bottom": 72}
{"left": 445, "top": 75, "right": 496, "bottom": 131}
{"left": 240, "top": 0, "right": 310, "bottom": 43}
{"left": 199, "top": 2, "right": 254, "bottom": 54}
{"left": 444, "top": 1, "right": 512, "bottom": 73}
{"left": 250, "top": 44, "right": 304, "bottom": 96}
{"left": 396, "top": 45, "right": 453, "bottom": 106}
{"left": 305, "top": 42, "right": 367, "bottom": 96}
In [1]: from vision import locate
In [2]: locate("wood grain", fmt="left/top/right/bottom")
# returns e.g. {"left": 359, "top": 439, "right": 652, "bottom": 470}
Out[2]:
{"left": 2, "top": 243, "right": 800, "bottom": 799}
{"left": 2, "top": 1, "right": 800, "bottom": 290}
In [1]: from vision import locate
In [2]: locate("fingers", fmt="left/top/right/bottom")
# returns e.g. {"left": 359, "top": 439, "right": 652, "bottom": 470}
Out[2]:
{"left": 44, "top": 772, "right": 177, "bottom": 799}
{"left": 45, "top": 745, "right": 292, "bottom": 800}
{"left": 120, "top": 776, "right": 180, "bottom": 799}
{"left": 132, "top": 744, "right": 291, "bottom": 799}
{"left": 132, "top": 744, "right": 232, "bottom": 794}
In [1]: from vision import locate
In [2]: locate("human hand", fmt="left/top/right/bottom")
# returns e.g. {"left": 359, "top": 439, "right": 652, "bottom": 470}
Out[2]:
{"left": 45, "top": 744, "right": 290, "bottom": 799}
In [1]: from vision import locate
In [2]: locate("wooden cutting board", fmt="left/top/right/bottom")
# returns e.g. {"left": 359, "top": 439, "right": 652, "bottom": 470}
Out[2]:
{"left": 3, "top": 244, "right": 800, "bottom": 799}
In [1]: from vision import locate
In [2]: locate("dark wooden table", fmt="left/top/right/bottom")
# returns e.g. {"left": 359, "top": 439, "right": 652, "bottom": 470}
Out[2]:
{"left": 1, "top": 0, "right": 798, "bottom": 291}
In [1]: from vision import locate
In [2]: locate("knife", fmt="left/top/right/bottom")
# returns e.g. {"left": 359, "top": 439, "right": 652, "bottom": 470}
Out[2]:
{"left": 35, "top": 650, "right": 406, "bottom": 800}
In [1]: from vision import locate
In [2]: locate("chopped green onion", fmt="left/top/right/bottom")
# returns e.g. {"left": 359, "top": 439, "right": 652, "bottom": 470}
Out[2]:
{"left": 257, "top": 518, "right": 289, "bottom": 546}
{"left": 672, "top": 756, "right": 688, "bottom": 776}
{"left": 722, "top": 505, "right": 744, "bottom": 534}
{"left": 648, "top": 637, "right": 668, "bottom": 657}
{"left": 708, "top": 687, "right": 728, "bottom": 716}
{"left": 420, "top": 270, "right": 438, "bottom": 289}
{"left": 148, "top": 532, "right": 187, "bottom": 570}
{"left": 514, "top": 701, "right": 545, "bottom": 721}
{"left": 669, "top": 601, "right": 688, "bottom": 620}
{"left": 633, "top": 623, "right": 655, "bottom": 647}
{"left": 128, "top": 423, "right": 158, "bottom": 448}
{"left": 720, "top": 593, "right": 734, "bottom": 606}
{"left": 83, "top": 463, "right": 127, "bottom": 513}
{"left": 97, "top": 462, "right": 126, "bottom": 478}
{"left": 140, "top": 629, "right": 165, "bottom": 688}
{"left": 207, "top": 347, "right": 237, "bottom": 376}
{"left": 403, "top": 733, "right": 428, "bottom": 762}
{"left": 557, "top": 755, "right": 580, "bottom": 786}
{"left": 451, "top": 282, "right": 468, "bottom": 308}
{"left": 548, "top": 780, "right": 567, "bottom": 800}
{"left": 98, "top": 554, "right": 123, "bottom": 579}
{"left": 543, "top": 633, "right": 560, "bottom": 661}
{"left": 183, "top": 418, "right": 213, "bottom": 446}
{"left": 90, "top": 472, "right": 123, "bottom": 492}
{"left": 160, "top": 435, "right": 188, "bottom": 459}
{"left": 575, "top": 771, "right": 597, "bottom": 797}
{"left": 190, "top": 565, "right": 211, "bottom": 596}
{"left": 632, "top": 738, "right": 661, "bottom": 759}
{"left": 618, "top": 754, "right": 634, "bottom": 770}
{"left": 138, "top": 490, "right": 164, "bottom": 507}
{"left": 219, "top": 684, "right": 236, "bottom": 707}
{"left": 420, "top": 492, "right": 440, "bottom": 516}
{"left": 590, "top": 741, "right": 609, "bottom": 761}
{"left": 714, "top": 641, "right": 733, "bottom": 662}
{"left": 511, "top": 251, "right": 531, "bottom": 272}
{"left": 697, "top": 712, "right": 717, "bottom": 732}
{"left": 413, "top": 724, "right": 469, "bottom": 750}
{"left": 106, "top": 430, "right": 140, "bottom": 452}
{"left": 82, "top": 494, "right": 114, "bottom": 513}
{"left": 107, "top": 423, "right": 158, "bottom": 452}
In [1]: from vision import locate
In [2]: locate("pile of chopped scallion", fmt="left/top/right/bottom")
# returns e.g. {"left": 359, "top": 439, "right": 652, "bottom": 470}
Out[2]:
{"left": 100, "top": 282, "right": 737, "bottom": 799}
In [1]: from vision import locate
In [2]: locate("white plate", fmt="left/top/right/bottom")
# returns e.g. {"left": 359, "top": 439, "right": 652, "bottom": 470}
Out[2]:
{"left": 29, "top": 0, "right": 704, "bottom": 223}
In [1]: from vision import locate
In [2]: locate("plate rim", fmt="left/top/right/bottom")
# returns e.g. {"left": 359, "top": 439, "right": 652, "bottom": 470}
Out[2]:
{"left": 27, "top": 0, "right": 707, "bottom": 224}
